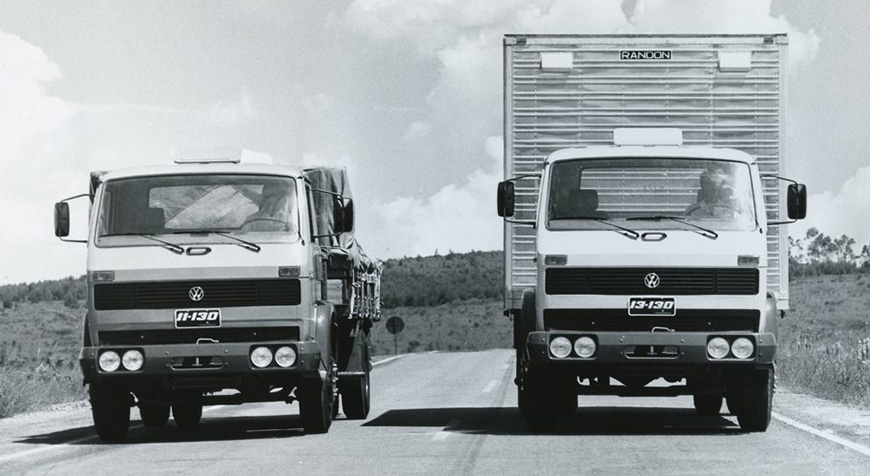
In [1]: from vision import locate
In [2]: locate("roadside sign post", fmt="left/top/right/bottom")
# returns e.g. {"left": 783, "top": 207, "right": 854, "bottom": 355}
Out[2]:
{"left": 385, "top": 316, "right": 405, "bottom": 355}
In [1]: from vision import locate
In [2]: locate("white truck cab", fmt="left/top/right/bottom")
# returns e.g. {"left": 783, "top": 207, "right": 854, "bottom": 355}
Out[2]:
{"left": 55, "top": 157, "right": 381, "bottom": 441}
{"left": 499, "top": 130, "right": 806, "bottom": 433}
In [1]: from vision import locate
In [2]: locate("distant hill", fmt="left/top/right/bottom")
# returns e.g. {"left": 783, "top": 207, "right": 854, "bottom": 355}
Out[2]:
{"left": 379, "top": 250, "right": 502, "bottom": 308}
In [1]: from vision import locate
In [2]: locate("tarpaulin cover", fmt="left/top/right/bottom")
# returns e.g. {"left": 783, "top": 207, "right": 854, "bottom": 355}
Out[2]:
{"left": 303, "top": 166, "right": 377, "bottom": 272}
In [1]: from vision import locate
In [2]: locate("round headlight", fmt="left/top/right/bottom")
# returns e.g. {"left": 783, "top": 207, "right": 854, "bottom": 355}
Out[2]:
{"left": 549, "top": 337, "right": 572, "bottom": 359}
{"left": 122, "top": 350, "right": 144, "bottom": 371}
{"left": 573, "top": 336, "right": 597, "bottom": 358}
{"left": 250, "top": 346, "right": 273, "bottom": 368}
{"left": 274, "top": 346, "right": 297, "bottom": 368}
{"left": 731, "top": 337, "right": 755, "bottom": 360}
{"left": 707, "top": 337, "right": 730, "bottom": 359}
{"left": 98, "top": 351, "right": 121, "bottom": 372}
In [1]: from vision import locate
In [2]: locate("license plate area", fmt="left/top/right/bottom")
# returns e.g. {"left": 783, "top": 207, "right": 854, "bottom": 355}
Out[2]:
{"left": 175, "top": 309, "right": 221, "bottom": 328}
{"left": 628, "top": 297, "right": 675, "bottom": 316}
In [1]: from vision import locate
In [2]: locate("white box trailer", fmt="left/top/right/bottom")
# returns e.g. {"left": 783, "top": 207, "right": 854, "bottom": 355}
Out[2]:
{"left": 503, "top": 34, "right": 789, "bottom": 312}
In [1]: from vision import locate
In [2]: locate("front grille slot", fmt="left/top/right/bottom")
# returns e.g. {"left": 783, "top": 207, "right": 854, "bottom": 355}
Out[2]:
{"left": 94, "top": 279, "right": 301, "bottom": 310}
{"left": 545, "top": 268, "right": 758, "bottom": 295}
{"left": 99, "top": 327, "right": 300, "bottom": 346}
{"left": 544, "top": 309, "right": 760, "bottom": 332}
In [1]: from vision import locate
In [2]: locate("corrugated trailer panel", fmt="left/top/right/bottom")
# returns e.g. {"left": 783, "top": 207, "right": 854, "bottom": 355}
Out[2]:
{"left": 503, "top": 34, "right": 788, "bottom": 311}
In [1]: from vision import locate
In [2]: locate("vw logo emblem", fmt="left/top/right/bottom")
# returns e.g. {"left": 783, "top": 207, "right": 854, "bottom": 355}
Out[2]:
{"left": 644, "top": 273, "right": 660, "bottom": 289}
{"left": 189, "top": 286, "right": 205, "bottom": 302}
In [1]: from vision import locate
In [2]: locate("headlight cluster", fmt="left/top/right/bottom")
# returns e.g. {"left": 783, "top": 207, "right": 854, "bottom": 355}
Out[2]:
{"left": 98, "top": 349, "right": 144, "bottom": 372}
{"left": 250, "top": 345, "right": 297, "bottom": 369}
{"left": 707, "top": 337, "right": 755, "bottom": 360}
{"left": 549, "top": 336, "right": 597, "bottom": 359}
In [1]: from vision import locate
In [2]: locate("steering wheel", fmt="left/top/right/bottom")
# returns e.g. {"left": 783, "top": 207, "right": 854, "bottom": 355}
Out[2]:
{"left": 240, "top": 217, "right": 288, "bottom": 230}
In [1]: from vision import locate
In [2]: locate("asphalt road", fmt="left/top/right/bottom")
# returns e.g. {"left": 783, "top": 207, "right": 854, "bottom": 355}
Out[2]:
{"left": 1, "top": 350, "right": 869, "bottom": 475}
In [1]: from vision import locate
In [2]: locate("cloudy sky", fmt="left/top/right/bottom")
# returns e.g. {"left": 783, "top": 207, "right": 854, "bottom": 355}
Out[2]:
{"left": 1, "top": 0, "right": 868, "bottom": 284}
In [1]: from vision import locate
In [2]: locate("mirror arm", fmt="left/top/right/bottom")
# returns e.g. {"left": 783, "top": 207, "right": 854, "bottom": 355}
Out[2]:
{"left": 768, "top": 219, "right": 797, "bottom": 226}
{"left": 60, "top": 193, "right": 92, "bottom": 202}
{"left": 59, "top": 237, "right": 88, "bottom": 243}
{"left": 504, "top": 218, "right": 536, "bottom": 228}
{"left": 759, "top": 174, "right": 797, "bottom": 186}
{"left": 505, "top": 173, "right": 541, "bottom": 183}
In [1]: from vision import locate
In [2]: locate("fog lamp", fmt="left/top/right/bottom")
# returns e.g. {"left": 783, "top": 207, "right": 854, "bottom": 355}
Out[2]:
{"left": 549, "top": 337, "right": 572, "bottom": 359}
{"left": 731, "top": 337, "right": 755, "bottom": 360}
{"left": 573, "top": 336, "right": 596, "bottom": 358}
{"left": 98, "top": 351, "right": 121, "bottom": 372}
{"left": 122, "top": 349, "right": 144, "bottom": 371}
{"left": 250, "top": 346, "right": 273, "bottom": 368}
{"left": 275, "top": 346, "right": 297, "bottom": 368}
{"left": 707, "top": 337, "right": 730, "bottom": 360}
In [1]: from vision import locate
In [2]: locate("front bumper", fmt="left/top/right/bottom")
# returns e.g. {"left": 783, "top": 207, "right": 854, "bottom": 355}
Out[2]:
{"left": 526, "top": 331, "right": 776, "bottom": 366}
{"left": 80, "top": 341, "right": 322, "bottom": 385}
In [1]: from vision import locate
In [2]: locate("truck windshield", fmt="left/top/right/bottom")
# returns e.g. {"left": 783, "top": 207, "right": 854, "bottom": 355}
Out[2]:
{"left": 546, "top": 158, "right": 756, "bottom": 232}
{"left": 96, "top": 174, "right": 300, "bottom": 246}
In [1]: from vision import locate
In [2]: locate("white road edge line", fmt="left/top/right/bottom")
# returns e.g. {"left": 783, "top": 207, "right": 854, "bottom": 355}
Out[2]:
{"left": 372, "top": 354, "right": 407, "bottom": 367}
{"left": 432, "top": 419, "right": 461, "bottom": 441}
{"left": 481, "top": 380, "right": 498, "bottom": 394}
{"left": 772, "top": 412, "right": 870, "bottom": 458}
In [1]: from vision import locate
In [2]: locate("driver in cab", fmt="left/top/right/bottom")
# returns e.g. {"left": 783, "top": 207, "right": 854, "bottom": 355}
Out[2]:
{"left": 685, "top": 167, "right": 745, "bottom": 220}
{"left": 241, "top": 182, "right": 295, "bottom": 232}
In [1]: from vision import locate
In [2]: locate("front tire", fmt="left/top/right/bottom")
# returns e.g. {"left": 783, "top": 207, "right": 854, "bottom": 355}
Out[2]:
{"left": 172, "top": 402, "right": 203, "bottom": 427}
{"left": 519, "top": 366, "right": 576, "bottom": 433}
{"left": 139, "top": 404, "right": 170, "bottom": 427}
{"left": 340, "top": 369, "right": 371, "bottom": 420}
{"left": 693, "top": 393, "right": 723, "bottom": 417}
{"left": 90, "top": 383, "right": 131, "bottom": 443}
{"left": 734, "top": 368, "right": 774, "bottom": 432}
{"left": 299, "top": 376, "right": 335, "bottom": 434}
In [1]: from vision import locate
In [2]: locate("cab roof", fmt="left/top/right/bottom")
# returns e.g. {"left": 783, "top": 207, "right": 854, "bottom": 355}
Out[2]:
{"left": 545, "top": 146, "right": 756, "bottom": 165}
{"left": 97, "top": 162, "right": 307, "bottom": 182}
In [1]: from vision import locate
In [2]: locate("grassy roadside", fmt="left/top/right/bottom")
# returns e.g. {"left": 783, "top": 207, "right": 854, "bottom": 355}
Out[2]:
{"left": 0, "top": 301, "right": 86, "bottom": 418}
{"left": 778, "top": 274, "right": 870, "bottom": 407}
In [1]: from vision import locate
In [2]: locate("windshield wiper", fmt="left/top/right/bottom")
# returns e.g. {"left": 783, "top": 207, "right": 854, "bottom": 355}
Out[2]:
{"left": 626, "top": 215, "right": 719, "bottom": 240}
{"left": 175, "top": 230, "right": 261, "bottom": 253}
{"left": 98, "top": 233, "right": 185, "bottom": 254}
{"left": 550, "top": 216, "right": 639, "bottom": 240}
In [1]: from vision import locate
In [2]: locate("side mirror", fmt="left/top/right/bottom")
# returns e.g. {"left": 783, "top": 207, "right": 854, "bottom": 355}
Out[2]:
{"left": 497, "top": 181, "right": 515, "bottom": 217}
{"left": 342, "top": 199, "right": 354, "bottom": 233}
{"left": 787, "top": 183, "right": 807, "bottom": 220}
{"left": 54, "top": 202, "right": 70, "bottom": 237}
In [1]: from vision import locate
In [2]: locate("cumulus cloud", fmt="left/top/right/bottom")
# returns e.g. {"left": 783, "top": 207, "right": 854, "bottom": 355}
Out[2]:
{"left": 0, "top": 30, "right": 83, "bottom": 283}
{"left": 790, "top": 165, "right": 870, "bottom": 246}
{"left": 631, "top": 0, "right": 820, "bottom": 66}
{"left": 0, "top": 31, "right": 75, "bottom": 166}
{"left": 369, "top": 136, "right": 503, "bottom": 258}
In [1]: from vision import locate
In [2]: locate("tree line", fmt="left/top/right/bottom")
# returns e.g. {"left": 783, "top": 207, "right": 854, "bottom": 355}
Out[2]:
{"left": 789, "top": 228, "right": 870, "bottom": 276}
